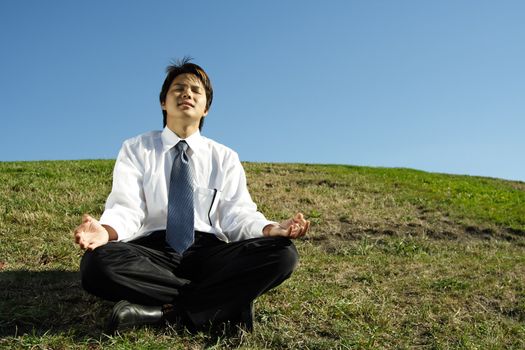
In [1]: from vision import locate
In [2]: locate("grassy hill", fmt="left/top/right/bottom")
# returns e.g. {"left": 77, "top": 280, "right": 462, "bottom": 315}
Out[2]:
{"left": 0, "top": 160, "right": 524, "bottom": 349}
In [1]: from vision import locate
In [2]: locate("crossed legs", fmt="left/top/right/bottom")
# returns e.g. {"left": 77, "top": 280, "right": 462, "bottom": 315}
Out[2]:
{"left": 80, "top": 231, "right": 299, "bottom": 330}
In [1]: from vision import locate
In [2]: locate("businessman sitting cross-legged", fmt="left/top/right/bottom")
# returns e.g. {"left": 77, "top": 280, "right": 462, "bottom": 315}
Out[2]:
{"left": 73, "top": 58, "right": 310, "bottom": 333}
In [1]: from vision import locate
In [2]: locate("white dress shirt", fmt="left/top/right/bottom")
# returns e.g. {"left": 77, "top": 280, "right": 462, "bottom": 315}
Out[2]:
{"left": 99, "top": 127, "right": 275, "bottom": 243}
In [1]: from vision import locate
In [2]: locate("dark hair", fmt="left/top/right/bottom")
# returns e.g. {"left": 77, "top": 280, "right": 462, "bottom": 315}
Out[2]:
{"left": 159, "top": 57, "right": 213, "bottom": 131}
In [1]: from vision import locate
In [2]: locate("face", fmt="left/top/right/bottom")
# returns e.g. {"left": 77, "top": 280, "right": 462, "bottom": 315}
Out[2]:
{"left": 161, "top": 73, "right": 209, "bottom": 128}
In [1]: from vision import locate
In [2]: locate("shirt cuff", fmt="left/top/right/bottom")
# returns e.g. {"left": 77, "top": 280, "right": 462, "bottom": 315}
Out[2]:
{"left": 99, "top": 211, "right": 132, "bottom": 242}
{"left": 254, "top": 219, "right": 278, "bottom": 237}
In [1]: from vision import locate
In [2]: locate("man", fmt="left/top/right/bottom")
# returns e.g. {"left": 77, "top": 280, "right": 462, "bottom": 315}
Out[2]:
{"left": 74, "top": 58, "right": 309, "bottom": 333}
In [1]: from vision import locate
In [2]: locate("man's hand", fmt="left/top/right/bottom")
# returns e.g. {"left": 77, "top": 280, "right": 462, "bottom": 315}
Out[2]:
{"left": 263, "top": 213, "right": 310, "bottom": 239}
{"left": 74, "top": 214, "right": 113, "bottom": 251}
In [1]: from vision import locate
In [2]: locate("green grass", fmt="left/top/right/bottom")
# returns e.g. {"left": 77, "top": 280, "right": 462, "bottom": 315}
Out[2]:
{"left": 1, "top": 160, "right": 524, "bottom": 349}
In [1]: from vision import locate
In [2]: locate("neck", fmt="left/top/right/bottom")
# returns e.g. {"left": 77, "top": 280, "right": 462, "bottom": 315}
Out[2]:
{"left": 167, "top": 123, "right": 199, "bottom": 139}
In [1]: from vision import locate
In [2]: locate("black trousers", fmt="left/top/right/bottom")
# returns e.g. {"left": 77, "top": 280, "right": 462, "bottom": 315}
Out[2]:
{"left": 80, "top": 231, "right": 299, "bottom": 329}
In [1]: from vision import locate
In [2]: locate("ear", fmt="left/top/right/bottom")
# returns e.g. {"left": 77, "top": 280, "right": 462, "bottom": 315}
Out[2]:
{"left": 161, "top": 102, "right": 166, "bottom": 111}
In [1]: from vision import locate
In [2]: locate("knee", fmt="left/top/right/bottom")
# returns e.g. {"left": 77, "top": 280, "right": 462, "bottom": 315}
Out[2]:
{"left": 79, "top": 249, "right": 97, "bottom": 292}
{"left": 79, "top": 244, "right": 117, "bottom": 290}
{"left": 274, "top": 238, "right": 299, "bottom": 277}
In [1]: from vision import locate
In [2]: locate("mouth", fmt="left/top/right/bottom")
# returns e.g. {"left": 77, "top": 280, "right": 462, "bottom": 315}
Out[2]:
{"left": 178, "top": 101, "right": 194, "bottom": 108}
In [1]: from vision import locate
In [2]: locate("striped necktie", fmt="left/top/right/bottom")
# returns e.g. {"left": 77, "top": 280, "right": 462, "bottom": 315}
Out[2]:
{"left": 166, "top": 141, "right": 194, "bottom": 253}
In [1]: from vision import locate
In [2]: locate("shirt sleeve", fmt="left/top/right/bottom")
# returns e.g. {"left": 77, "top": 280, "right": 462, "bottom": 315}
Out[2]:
{"left": 99, "top": 140, "right": 146, "bottom": 241}
{"left": 217, "top": 151, "right": 276, "bottom": 241}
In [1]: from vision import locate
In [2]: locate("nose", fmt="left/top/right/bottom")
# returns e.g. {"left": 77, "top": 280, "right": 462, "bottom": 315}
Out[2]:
{"left": 181, "top": 87, "right": 192, "bottom": 98}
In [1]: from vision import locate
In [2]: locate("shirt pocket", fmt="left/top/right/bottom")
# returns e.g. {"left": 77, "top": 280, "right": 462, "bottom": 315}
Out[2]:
{"left": 194, "top": 187, "right": 221, "bottom": 226}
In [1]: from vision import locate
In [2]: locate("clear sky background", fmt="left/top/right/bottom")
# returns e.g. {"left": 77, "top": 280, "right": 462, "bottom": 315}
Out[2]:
{"left": 1, "top": 1, "right": 524, "bottom": 182}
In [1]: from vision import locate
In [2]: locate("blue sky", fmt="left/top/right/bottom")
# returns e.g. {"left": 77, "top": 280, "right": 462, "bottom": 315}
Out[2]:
{"left": 1, "top": 1, "right": 524, "bottom": 181}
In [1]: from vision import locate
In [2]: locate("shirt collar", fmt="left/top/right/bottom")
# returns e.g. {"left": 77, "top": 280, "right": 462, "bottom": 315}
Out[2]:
{"left": 161, "top": 127, "right": 204, "bottom": 154}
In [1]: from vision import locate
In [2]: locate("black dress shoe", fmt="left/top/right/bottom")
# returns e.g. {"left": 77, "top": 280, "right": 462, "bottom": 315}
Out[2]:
{"left": 106, "top": 300, "right": 163, "bottom": 333}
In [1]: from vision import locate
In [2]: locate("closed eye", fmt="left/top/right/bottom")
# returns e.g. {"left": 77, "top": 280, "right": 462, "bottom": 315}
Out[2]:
{"left": 171, "top": 84, "right": 203, "bottom": 94}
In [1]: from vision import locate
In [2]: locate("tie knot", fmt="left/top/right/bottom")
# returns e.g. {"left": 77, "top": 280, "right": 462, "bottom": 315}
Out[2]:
{"left": 175, "top": 141, "right": 188, "bottom": 154}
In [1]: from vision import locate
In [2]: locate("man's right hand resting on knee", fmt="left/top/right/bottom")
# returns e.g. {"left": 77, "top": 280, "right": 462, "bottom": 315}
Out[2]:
{"left": 74, "top": 214, "right": 117, "bottom": 251}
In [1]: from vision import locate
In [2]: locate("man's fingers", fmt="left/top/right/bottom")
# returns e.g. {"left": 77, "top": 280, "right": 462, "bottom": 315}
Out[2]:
{"left": 289, "top": 220, "right": 309, "bottom": 238}
{"left": 292, "top": 213, "right": 307, "bottom": 226}
{"left": 294, "top": 212, "right": 304, "bottom": 222}
{"left": 274, "top": 218, "right": 309, "bottom": 238}
{"left": 287, "top": 225, "right": 295, "bottom": 238}
{"left": 301, "top": 221, "right": 310, "bottom": 236}
{"left": 277, "top": 225, "right": 293, "bottom": 237}
{"left": 74, "top": 224, "right": 86, "bottom": 234}
{"left": 87, "top": 241, "right": 99, "bottom": 251}
{"left": 76, "top": 231, "right": 86, "bottom": 245}
{"left": 74, "top": 215, "right": 100, "bottom": 250}
{"left": 82, "top": 214, "right": 92, "bottom": 224}
{"left": 291, "top": 223, "right": 302, "bottom": 238}
{"left": 281, "top": 218, "right": 293, "bottom": 229}
{"left": 74, "top": 223, "right": 89, "bottom": 239}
